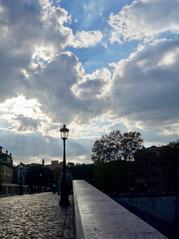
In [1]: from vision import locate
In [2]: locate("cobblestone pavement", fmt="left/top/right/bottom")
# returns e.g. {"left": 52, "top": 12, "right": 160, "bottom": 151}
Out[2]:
{"left": 0, "top": 193, "right": 75, "bottom": 239}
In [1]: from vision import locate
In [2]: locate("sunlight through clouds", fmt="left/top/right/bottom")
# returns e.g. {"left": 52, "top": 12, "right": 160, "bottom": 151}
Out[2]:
{"left": 0, "top": 95, "right": 51, "bottom": 135}
{"left": 0, "top": 0, "right": 178, "bottom": 164}
{"left": 0, "top": 95, "right": 41, "bottom": 117}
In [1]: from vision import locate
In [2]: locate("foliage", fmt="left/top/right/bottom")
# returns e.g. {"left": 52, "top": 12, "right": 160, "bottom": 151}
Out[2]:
{"left": 94, "top": 160, "right": 135, "bottom": 193}
{"left": 91, "top": 130, "right": 123, "bottom": 162}
{"left": 71, "top": 164, "right": 95, "bottom": 185}
{"left": 167, "top": 140, "right": 179, "bottom": 148}
{"left": 69, "top": 161, "right": 135, "bottom": 193}
{"left": 121, "top": 131, "right": 143, "bottom": 161}
{"left": 91, "top": 130, "right": 143, "bottom": 162}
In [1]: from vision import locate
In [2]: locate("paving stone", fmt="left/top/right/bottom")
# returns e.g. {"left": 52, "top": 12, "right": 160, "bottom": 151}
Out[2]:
{"left": 0, "top": 192, "right": 75, "bottom": 239}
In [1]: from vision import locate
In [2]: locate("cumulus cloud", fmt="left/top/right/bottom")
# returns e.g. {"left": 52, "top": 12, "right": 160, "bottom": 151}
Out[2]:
{"left": 24, "top": 51, "right": 112, "bottom": 124}
{"left": 0, "top": 0, "right": 107, "bottom": 125}
{"left": 0, "top": 0, "right": 71, "bottom": 101}
{"left": 71, "top": 67, "right": 112, "bottom": 99}
{"left": 111, "top": 39, "right": 179, "bottom": 131}
{"left": 0, "top": 0, "right": 178, "bottom": 164}
{"left": 69, "top": 30, "right": 103, "bottom": 48}
{"left": 108, "top": 0, "right": 179, "bottom": 42}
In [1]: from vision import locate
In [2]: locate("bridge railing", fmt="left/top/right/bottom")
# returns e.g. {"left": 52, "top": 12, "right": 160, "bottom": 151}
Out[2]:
{"left": 73, "top": 180, "right": 167, "bottom": 239}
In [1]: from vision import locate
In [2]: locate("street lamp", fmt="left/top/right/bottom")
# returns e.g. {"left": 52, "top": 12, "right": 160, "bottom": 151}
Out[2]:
{"left": 59, "top": 124, "right": 70, "bottom": 206}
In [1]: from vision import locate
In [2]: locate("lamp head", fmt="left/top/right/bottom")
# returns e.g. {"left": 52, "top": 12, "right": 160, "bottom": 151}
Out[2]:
{"left": 60, "top": 124, "right": 69, "bottom": 140}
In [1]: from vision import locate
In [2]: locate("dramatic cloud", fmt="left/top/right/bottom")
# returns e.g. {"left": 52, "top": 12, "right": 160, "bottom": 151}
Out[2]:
{"left": 0, "top": 95, "right": 51, "bottom": 134}
{"left": 108, "top": 0, "right": 179, "bottom": 42}
{"left": 111, "top": 39, "right": 179, "bottom": 132}
{"left": 0, "top": 0, "right": 106, "bottom": 123}
{"left": 24, "top": 51, "right": 112, "bottom": 124}
{"left": 0, "top": 0, "right": 178, "bottom": 164}
{"left": 0, "top": 0, "right": 71, "bottom": 101}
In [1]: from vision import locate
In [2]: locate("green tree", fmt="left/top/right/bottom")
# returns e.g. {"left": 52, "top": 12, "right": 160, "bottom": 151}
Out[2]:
{"left": 92, "top": 130, "right": 143, "bottom": 192}
{"left": 91, "top": 130, "right": 123, "bottom": 162}
{"left": 91, "top": 130, "right": 143, "bottom": 162}
{"left": 121, "top": 131, "right": 143, "bottom": 161}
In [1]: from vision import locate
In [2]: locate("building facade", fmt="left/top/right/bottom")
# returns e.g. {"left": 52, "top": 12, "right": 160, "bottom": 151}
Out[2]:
{"left": 0, "top": 146, "right": 13, "bottom": 184}
{"left": 16, "top": 163, "right": 29, "bottom": 185}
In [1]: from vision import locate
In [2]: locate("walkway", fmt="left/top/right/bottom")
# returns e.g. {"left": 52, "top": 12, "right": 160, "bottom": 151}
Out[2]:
{"left": 0, "top": 193, "right": 75, "bottom": 239}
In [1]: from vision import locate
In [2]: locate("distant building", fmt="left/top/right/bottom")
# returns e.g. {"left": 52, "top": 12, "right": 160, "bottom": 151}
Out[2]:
{"left": 16, "top": 160, "right": 45, "bottom": 186}
{"left": 16, "top": 163, "right": 29, "bottom": 185}
{"left": 134, "top": 145, "right": 179, "bottom": 193}
{"left": 0, "top": 146, "right": 13, "bottom": 184}
{"left": 45, "top": 160, "right": 61, "bottom": 184}
{"left": 45, "top": 160, "right": 72, "bottom": 192}
{"left": 45, "top": 160, "right": 62, "bottom": 170}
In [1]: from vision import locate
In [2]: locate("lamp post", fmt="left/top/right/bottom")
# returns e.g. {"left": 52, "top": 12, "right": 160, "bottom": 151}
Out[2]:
{"left": 59, "top": 124, "right": 70, "bottom": 206}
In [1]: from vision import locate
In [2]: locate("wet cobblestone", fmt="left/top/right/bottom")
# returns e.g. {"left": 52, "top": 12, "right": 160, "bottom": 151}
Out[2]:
{"left": 0, "top": 193, "right": 75, "bottom": 239}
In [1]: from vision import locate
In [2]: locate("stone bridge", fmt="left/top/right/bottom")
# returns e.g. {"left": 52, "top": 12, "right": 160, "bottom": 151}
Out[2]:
{"left": 0, "top": 180, "right": 168, "bottom": 238}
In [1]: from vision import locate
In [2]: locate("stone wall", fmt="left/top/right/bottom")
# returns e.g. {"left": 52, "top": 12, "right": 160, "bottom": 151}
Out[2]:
{"left": 73, "top": 180, "right": 167, "bottom": 239}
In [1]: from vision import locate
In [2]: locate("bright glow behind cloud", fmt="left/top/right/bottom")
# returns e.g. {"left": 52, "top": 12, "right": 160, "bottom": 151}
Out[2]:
{"left": 0, "top": 0, "right": 178, "bottom": 164}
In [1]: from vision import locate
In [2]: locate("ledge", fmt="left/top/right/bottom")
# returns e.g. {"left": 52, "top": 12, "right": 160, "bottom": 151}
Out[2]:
{"left": 73, "top": 180, "right": 167, "bottom": 239}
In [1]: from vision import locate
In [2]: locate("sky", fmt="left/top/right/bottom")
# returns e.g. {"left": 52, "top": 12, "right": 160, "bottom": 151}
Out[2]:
{"left": 0, "top": 0, "right": 179, "bottom": 165}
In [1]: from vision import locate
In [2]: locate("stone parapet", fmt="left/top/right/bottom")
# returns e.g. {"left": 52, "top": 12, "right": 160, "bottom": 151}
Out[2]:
{"left": 73, "top": 180, "right": 167, "bottom": 239}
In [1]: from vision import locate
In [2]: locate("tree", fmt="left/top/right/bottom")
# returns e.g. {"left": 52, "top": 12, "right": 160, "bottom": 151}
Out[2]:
{"left": 94, "top": 160, "right": 133, "bottom": 192}
{"left": 167, "top": 140, "right": 179, "bottom": 148}
{"left": 91, "top": 130, "right": 123, "bottom": 163}
{"left": 71, "top": 164, "right": 95, "bottom": 185}
{"left": 91, "top": 130, "right": 143, "bottom": 163}
{"left": 121, "top": 131, "right": 143, "bottom": 161}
